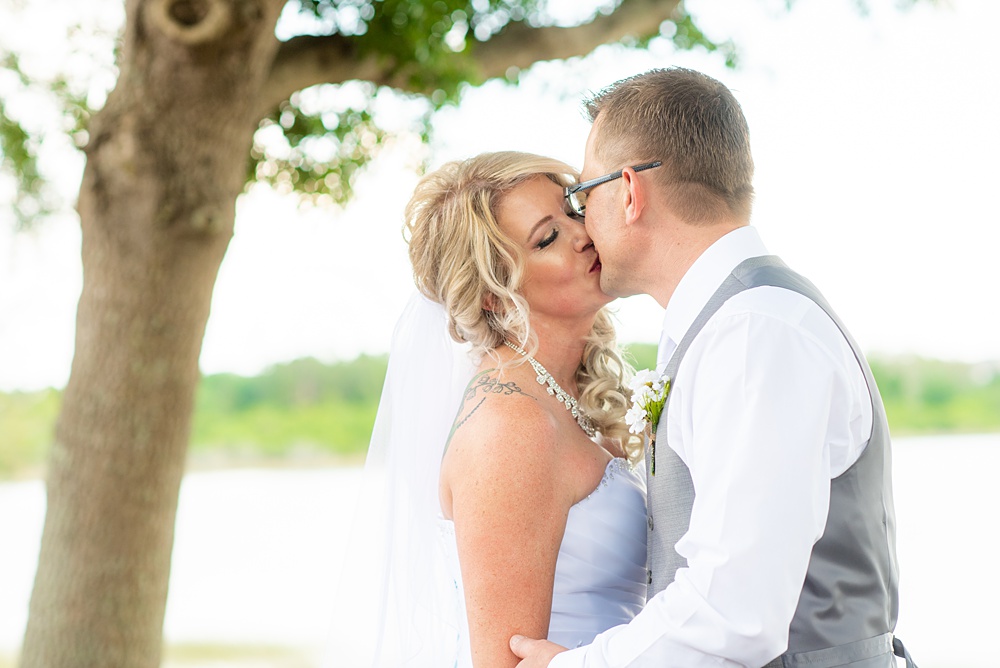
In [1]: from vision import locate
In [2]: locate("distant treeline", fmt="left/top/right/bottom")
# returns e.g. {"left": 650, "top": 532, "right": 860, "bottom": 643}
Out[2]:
{"left": 2, "top": 347, "right": 999, "bottom": 476}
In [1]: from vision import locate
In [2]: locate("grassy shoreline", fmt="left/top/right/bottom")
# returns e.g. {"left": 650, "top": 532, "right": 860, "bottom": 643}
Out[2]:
{"left": 3, "top": 350, "right": 999, "bottom": 480}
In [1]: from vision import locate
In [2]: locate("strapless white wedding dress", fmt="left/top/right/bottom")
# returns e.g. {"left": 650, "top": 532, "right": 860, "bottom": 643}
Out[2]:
{"left": 438, "top": 457, "right": 648, "bottom": 666}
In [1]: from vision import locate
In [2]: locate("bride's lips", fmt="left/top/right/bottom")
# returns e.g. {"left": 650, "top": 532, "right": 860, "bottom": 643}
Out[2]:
{"left": 589, "top": 255, "right": 602, "bottom": 273}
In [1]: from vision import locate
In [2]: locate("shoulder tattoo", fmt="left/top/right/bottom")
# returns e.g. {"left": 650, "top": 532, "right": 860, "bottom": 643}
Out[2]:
{"left": 463, "top": 371, "right": 530, "bottom": 402}
{"left": 444, "top": 370, "right": 535, "bottom": 452}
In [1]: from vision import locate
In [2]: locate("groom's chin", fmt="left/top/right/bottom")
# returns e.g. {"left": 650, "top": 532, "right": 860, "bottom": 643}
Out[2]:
{"left": 598, "top": 272, "right": 635, "bottom": 300}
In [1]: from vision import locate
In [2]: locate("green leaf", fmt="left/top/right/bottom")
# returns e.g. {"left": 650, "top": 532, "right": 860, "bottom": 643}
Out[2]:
{"left": 248, "top": 84, "right": 393, "bottom": 206}
{"left": 1, "top": 43, "right": 97, "bottom": 228}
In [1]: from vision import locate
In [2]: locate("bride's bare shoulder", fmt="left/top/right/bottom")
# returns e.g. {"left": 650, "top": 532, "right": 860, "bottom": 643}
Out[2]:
{"left": 442, "top": 364, "right": 559, "bottom": 467}
{"left": 440, "top": 364, "right": 569, "bottom": 521}
{"left": 452, "top": 365, "right": 555, "bottom": 432}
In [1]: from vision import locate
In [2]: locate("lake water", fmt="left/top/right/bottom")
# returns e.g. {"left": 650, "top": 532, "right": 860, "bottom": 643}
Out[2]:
{"left": 1, "top": 433, "right": 997, "bottom": 667}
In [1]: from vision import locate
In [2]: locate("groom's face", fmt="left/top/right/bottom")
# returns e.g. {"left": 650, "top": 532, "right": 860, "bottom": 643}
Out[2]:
{"left": 579, "top": 117, "right": 630, "bottom": 298}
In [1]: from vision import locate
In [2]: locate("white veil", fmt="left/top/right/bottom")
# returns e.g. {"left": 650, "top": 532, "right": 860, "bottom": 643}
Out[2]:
{"left": 327, "top": 291, "right": 477, "bottom": 666}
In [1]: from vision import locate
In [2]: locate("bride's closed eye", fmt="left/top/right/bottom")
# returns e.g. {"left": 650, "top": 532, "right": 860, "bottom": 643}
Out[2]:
{"left": 537, "top": 228, "right": 558, "bottom": 249}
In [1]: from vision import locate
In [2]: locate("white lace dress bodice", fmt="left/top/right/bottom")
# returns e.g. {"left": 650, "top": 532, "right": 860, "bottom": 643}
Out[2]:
{"left": 438, "top": 457, "right": 647, "bottom": 666}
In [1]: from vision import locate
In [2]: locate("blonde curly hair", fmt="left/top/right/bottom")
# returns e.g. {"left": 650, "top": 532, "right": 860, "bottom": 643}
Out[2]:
{"left": 404, "top": 151, "right": 639, "bottom": 458}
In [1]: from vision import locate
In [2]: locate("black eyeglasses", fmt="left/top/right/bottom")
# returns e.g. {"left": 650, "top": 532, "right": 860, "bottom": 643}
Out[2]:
{"left": 564, "top": 161, "right": 662, "bottom": 217}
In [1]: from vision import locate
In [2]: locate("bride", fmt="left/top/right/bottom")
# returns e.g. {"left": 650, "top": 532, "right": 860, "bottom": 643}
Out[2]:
{"left": 335, "top": 151, "right": 647, "bottom": 667}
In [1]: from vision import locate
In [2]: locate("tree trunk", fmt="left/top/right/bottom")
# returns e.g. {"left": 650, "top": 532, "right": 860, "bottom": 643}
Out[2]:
{"left": 20, "top": 0, "right": 284, "bottom": 665}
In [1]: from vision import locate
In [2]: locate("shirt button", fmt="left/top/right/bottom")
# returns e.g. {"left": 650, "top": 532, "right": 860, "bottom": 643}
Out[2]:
{"left": 647, "top": 515, "right": 654, "bottom": 531}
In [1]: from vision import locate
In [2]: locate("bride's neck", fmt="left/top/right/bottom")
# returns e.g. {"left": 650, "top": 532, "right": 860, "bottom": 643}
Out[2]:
{"left": 528, "top": 320, "right": 593, "bottom": 394}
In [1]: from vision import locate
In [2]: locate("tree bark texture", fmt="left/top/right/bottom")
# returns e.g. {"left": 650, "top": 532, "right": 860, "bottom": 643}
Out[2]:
{"left": 19, "top": 1, "right": 674, "bottom": 665}
{"left": 20, "top": 0, "right": 286, "bottom": 664}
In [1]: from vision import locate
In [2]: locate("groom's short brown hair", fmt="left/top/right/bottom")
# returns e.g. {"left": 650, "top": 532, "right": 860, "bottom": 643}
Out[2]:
{"left": 586, "top": 68, "right": 755, "bottom": 224}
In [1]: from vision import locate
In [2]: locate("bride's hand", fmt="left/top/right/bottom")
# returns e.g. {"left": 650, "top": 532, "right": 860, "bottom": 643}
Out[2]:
{"left": 510, "top": 634, "right": 566, "bottom": 667}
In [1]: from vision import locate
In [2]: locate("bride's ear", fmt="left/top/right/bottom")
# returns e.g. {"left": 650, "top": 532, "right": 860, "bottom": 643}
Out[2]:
{"left": 482, "top": 292, "right": 498, "bottom": 312}
{"left": 621, "top": 167, "right": 646, "bottom": 227}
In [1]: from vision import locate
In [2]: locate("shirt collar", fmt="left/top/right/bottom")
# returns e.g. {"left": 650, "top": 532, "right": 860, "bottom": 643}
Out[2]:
{"left": 660, "top": 226, "right": 770, "bottom": 354}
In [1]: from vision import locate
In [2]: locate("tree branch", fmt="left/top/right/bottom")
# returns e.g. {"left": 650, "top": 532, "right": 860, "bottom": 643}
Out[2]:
{"left": 256, "top": 34, "right": 389, "bottom": 118}
{"left": 256, "top": 0, "right": 680, "bottom": 120}
{"left": 472, "top": 0, "right": 680, "bottom": 78}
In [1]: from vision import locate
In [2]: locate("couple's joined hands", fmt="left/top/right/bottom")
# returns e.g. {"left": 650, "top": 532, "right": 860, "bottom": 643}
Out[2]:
{"left": 509, "top": 635, "right": 567, "bottom": 667}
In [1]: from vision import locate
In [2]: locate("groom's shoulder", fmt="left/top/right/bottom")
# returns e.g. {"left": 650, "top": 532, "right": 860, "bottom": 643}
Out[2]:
{"left": 705, "top": 286, "right": 860, "bottom": 370}
{"left": 716, "top": 285, "right": 832, "bottom": 329}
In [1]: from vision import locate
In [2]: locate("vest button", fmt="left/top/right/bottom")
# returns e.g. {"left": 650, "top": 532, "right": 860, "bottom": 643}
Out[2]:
{"left": 647, "top": 569, "right": 653, "bottom": 584}
{"left": 647, "top": 515, "right": 654, "bottom": 531}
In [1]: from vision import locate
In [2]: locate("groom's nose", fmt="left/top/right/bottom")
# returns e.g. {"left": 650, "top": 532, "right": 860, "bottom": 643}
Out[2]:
{"left": 571, "top": 224, "right": 594, "bottom": 252}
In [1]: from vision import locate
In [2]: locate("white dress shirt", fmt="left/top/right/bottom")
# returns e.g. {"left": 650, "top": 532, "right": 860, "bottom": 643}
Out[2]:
{"left": 551, "top": 226, "right": 873, "bottom": 667}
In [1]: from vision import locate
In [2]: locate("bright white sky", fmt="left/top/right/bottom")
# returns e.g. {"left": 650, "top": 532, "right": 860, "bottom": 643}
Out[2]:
{"left": 1, "top": 0, "right": 998, "bottom": 392}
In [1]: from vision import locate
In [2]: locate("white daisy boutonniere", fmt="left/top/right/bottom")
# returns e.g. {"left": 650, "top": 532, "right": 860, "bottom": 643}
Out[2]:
{"left": 625, "top": 368, "right": 670, "bottom": 476}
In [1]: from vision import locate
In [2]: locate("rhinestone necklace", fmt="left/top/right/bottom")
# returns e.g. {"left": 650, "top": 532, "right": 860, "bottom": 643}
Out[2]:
{"left": 504, "top": 341, "right": 597, "bottom": 437}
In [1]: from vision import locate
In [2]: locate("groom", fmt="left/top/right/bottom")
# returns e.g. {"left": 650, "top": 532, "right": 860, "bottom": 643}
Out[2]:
{"left": 511, "top": 69, "right": 916, "bottom": 667}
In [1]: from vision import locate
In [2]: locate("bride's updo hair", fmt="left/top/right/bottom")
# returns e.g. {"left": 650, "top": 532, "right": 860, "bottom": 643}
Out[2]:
{"left": 405, "top": 151, "right": 638, "bottom": 456}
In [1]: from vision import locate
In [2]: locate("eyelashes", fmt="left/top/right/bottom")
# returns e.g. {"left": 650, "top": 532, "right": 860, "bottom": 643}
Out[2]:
{"left": 536, "top": 208, "right": 583, "bottom": 250}
{"left": 537, "top": 228, "right": 558, "bottom": 249}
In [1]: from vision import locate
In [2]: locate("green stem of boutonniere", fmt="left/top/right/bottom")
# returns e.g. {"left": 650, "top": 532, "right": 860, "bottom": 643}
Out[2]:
{"left": 650, "top": 430, "right": 656, "bottom": 476}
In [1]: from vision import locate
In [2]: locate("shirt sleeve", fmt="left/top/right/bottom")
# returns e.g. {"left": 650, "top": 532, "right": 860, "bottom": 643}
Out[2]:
{"left": 549, "top": 299, "right": 863, "bottom": 668}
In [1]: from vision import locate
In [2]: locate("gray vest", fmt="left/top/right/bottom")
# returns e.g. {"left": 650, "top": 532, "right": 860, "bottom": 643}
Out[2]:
{"left": 646, "top": 256, "right": 917, "bottom": 668}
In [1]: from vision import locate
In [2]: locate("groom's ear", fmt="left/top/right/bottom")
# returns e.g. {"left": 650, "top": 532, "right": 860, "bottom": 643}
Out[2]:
{"left": 620, "top": 167, "right": 646, "bottom": 227}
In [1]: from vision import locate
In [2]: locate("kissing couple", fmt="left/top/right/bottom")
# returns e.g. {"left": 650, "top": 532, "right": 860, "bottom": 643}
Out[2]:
{"left": 337, "top": 68, "right": 918, "bottom": 668}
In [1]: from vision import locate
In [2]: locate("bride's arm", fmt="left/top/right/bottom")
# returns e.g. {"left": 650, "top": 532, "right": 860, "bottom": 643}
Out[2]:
{"left": 444, "top": 393, "right": 571, "bottom": 668}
